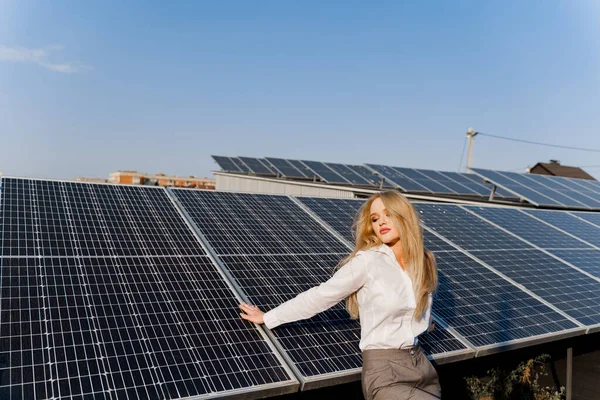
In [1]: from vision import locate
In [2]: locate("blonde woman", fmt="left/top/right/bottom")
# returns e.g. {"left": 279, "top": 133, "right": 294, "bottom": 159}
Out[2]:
{"left": 239, "top": 191, "right": 440, "bottom": 399}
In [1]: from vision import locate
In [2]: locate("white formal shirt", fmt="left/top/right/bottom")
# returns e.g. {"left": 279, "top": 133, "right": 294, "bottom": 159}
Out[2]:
{"left": 263, "top": 244, "right": 433, "bottom": 351}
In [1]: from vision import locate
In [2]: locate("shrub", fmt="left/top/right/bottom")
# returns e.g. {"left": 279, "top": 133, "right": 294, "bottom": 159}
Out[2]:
{"left": 465, "top": 354, "right": 565, "bottom": 400}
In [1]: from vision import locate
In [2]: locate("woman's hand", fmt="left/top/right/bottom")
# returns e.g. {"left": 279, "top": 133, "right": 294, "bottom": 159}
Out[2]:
{"left": 239, "top": 302, "right": 265, "bottom": 324}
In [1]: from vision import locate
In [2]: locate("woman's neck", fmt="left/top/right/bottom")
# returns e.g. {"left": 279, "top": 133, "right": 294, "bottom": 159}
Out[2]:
{"left": 387, "top": 240, "right": 404, "bottom": 269}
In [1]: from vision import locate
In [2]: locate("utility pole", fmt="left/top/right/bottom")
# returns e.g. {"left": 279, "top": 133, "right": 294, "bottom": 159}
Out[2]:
{"left": 466, "top": 127, "right": 478, "bottom": 172}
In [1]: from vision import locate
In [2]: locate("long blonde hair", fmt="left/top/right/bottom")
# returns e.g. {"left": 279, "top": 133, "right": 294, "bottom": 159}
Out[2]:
{"left": 340, "top": 191, "right": 438, "bottom": 320}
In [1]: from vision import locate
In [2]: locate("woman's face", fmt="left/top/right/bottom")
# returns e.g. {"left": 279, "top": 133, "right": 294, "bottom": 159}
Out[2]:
{"left": 370, "top": 197, "right": 400, "bottom": 245}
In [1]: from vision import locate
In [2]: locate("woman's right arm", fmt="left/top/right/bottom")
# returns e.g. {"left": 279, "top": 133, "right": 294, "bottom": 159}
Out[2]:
{"left": 240, "top": 253, "right": 368, "bottom": 328}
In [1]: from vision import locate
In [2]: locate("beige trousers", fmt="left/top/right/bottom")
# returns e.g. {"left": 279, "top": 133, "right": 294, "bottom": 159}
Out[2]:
{"left": 361, "top": 345, "right": 441, "bottom": 400}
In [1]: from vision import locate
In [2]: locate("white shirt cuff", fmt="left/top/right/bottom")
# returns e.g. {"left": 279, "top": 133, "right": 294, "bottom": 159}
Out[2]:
{"left": 263, "top": 310, "right": 281, "bottom": 329}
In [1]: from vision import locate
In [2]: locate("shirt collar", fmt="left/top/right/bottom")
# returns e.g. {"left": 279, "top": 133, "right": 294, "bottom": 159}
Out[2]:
{"left": 372, "top": 244, "right": 396, "bottom": 258}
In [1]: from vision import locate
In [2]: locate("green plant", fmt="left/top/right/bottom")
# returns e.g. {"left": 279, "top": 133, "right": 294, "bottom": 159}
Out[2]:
{"left": 465, "top": 354, "right": 566, "bottom": 400}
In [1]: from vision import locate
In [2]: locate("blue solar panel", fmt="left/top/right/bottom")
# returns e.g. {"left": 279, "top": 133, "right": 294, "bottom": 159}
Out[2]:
{"left": 211, "top": 155, "right": 243, "bottom": 172}
{"left": 229, "top": 157, "right": 250, "bottom": 172}
{"left": 548, "top": 249, "right": 600, "bottom": 280}
{"left": 465, "top": 206, "right": 592, "bottom": 250}
{"left": 472, "top": 249, "right": 600, "bottom": 326}
{"left": 415, "top": 204, "right": 532, "bottom": 251}
{"left": 459, "top": 173, "right": 516, "bottom": 199}
{"left": 344, "top": 165, "right": 382, "bottom": 186}
{"left": 416, "top": 170, "right": 480, "bottom": 195}
{"left": 471, "top": 169, "right": 562, "bottom": 206}
{"left": 525, "top": 175, "right": 600, "bottom": 208}
{"left": 323, "top": 163, "right": 372, "bottom": 185}
{"left": 393, "top": 167, "right": 454, "bottom": 193}
{"left": 238, "top": 157, "right": 276, "bottom": 175}
{"left": 432, "top": 251, "right": 578, "bottom": 347}
{"left": 286, "top": 160, "right": 311, "bottom": 178}
{"left": 0, "top": 178, "right": 297, "bottom": 399}
{"left": 523, "top": 210, "right": 600, "bottom": 248}
{"left": 264, "top": 157, "right": 307, "bottom": 178}
{"left": 500, "top": 172, "right": 589, "bottom": 209}
{"left": 570, "top": 211, "right": 600, "bottom": 228}
{"left": 170, "top": 190, "right": 362, "bottom": 382}
{"left": 300, "top": 160, "right": 350, "bottom": 184}
{"left": 364, "top": 164, "right": 429, "bottom": 191}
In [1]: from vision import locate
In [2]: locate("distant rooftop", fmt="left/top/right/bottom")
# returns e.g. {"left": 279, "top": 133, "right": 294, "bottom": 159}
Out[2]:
{"left": 529, "top": 160, "right": 596, "bottom": 181}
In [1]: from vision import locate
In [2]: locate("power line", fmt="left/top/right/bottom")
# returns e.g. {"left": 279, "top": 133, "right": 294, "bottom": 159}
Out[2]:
{"left": 457, "top": 137, "right": 467, "bottom": 172}
{"left": 477, "top": 132, "right": 600, "bottom": 153}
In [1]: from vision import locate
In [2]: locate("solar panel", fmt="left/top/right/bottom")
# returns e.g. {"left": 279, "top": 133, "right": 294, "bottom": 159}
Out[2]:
{"left": 562, "top": 177, "right": 600, "bottom": 196}
{"left": 229, "top": 157, "right": 250, "bottom": 173}
{"left": 300, "top": 160, "right": 350, "bottom": 184}
{"left": 459, "top": 173, "right": 516, "bottom": 199}
{"left": 470, "top": 169, "right": 562, "bottom": 206}
{"left": 364, "top": 164, "right": 429, "bottom": 191}
{"left": 438, "top": 172, "right": 489, "bottom": 196}
{"left": 344, "top": 165, "right": 382, "bottom": 186}
{"left": 570, "top": 211, "right": 600, "bottom": 229}
{"left": 414, "top": 204, "right": 532, "bottom": 251}
{"left": 170, "top": 190, "right": 359, "bottom": 385}
{"left": 211, "top": 155, "right": 243, "bottom": 173}
{"left": 0, "top": 178, "right": 298, "bottom": 399}
{"left": 322, "top": 163, "right": 372, "bottom": 185}
{"left": 415, "top": 170, "right": 480, "bottom": 195}
{"left": 524, "top": 175, "right": 600, "bottom": 208}
{"left": 499, "top": 172, "right": 589, "bottom": 209}
{"left": 264, "top": 157, "right": 307, "bottom": 178}
{"left": 170, "top": 190, "right": 470, "bottom": 387}
{"left": 548, "top": 249, "right": 600, "bottom": 280}
{"left": 286, "top": 160, "right": 311, "bottom": 178}
{"left": 465, "top": 206, "right": 592, "bottom": 250}
{"left": 432, "top": 251, "right": 579, "bottom": 348}
{"left": 472, "top": 249, "right": 600, "bottom": 326}
{"left": 523, "top": 209, "right": 600, "bottom": 248}
{"left": 392, "top": 167, "right": 455, "bottom": 193}
{"left": 238, "top": 157, "right": 276, "bottom": 176}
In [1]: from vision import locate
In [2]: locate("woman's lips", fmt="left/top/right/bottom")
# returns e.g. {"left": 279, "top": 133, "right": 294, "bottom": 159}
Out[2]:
{"left": 380, "top": 228, "right": 391, "bottom": 234}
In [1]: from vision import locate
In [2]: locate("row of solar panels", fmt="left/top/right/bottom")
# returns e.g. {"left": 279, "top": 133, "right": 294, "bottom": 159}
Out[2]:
{"left": 212, "top": 155, "right": 600, "bottom": 210}
{"left": 2, "top": 177, "right": 600, "bottom": 399}
{"left": 211, "top": 155, "right": 516, "bottom": 199}
{"left": 472, "top": 168, "right": 600, "bottom": 210}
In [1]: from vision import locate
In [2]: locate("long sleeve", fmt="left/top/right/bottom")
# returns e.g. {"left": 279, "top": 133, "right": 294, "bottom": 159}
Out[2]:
{"left": 263, "top": 253, "right": 368, "bottom": 329}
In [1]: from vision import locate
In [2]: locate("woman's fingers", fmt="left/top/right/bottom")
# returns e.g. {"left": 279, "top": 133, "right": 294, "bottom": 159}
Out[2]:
{"left": 239, "top": 302, "right": 258, "bottom": 314}
{"left": 239, "top": 302, "right": 265, "bottom": 324}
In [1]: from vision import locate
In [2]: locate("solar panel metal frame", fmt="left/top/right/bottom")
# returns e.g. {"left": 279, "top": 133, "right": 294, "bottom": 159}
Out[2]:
{"left": 0, "top": 176, "right": 300, "bottom": 400}
{"left": 458, "top": 204, "right": 600, "bottom": 334}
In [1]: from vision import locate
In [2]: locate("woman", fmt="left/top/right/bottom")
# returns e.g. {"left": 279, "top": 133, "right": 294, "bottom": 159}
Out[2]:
{"left": 239, "top": 191, "right": 440, "bottom": 399}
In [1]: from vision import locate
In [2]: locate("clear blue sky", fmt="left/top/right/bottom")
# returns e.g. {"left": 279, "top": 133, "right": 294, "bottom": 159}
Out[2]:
{"left": 2, "top": 1, "right": 599, "bottom": 180}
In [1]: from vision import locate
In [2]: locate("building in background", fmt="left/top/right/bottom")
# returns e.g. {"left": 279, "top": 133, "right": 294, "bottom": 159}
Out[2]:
{"left": 528, "top": 160, "right": 596, "bottom": 180}
{"left": 109, "top": 170, "right": 215, "bottom": 189}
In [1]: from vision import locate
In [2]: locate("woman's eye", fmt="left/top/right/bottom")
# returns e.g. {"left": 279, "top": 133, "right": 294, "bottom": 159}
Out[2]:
{"left": 371, "top": 218, "right": 378, "bottom": 222}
